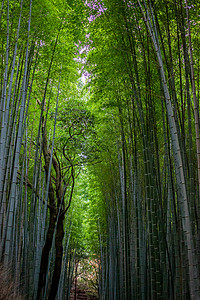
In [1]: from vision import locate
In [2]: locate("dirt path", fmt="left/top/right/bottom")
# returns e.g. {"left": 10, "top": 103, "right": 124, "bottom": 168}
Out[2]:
{"left": 70, "top": 285, "right": 98, "bottom": 300}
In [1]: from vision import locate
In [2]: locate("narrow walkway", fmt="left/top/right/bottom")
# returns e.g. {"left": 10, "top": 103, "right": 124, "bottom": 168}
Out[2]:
{"left": 70, "top": 286, "right": 98, "bottom": 300}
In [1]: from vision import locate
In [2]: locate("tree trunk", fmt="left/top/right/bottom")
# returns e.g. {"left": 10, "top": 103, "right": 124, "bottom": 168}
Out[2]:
{"left": 36, "top": 208, "right": 57, "bottom": 300}
{"left": 48, "top": 213, "right": 65, "bottom": 300}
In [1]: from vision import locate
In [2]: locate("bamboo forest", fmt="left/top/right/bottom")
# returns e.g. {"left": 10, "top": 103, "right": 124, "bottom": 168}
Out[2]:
{"left": 1, "top": 0, "right": 200, "bottom": 299}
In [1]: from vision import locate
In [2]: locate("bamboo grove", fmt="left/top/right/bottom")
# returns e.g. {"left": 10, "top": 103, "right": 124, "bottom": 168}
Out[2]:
{"left": 86, "top": 0, "right": 200, "bottom": 299}
{"left": 0, "top": 0, "right": 89, "bottom": 299}
{"left": 0, "top": 0, "right": 200, "bottom": 299}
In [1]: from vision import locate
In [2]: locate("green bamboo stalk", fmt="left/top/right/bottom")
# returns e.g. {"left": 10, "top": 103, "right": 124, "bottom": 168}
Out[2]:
{"left": 138, "top": 1, "right": 200, "bottom": 297}
{"left": 4, "top": 0, "right": 32, "bottom": 267}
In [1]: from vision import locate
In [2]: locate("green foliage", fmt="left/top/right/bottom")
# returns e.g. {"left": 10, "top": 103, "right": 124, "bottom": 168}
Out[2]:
{"left": 68, "top": 169, "right": 102, "bottom": 259}
{"left": 1, "top": 0, "right": 200, "bottom": 298}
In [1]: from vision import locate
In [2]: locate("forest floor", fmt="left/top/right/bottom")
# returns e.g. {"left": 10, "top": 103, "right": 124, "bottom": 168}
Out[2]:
{"left": 70, "top": 283, "right": 98, "bottom": 300}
